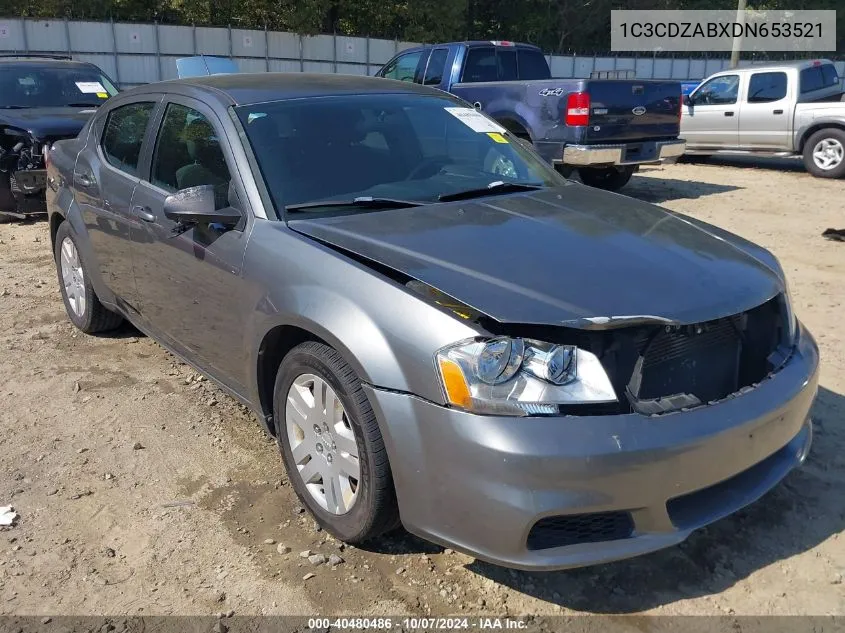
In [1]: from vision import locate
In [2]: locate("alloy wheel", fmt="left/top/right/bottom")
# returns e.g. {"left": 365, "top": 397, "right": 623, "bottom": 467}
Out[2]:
{"left": 59, "top": 236, "right": 86, "bottom": 318}
{"left": 285, "top": 373, "right": 360, "bottom": 515}
{"left": 812, "top": 138, "right": 844, "bottom": 171}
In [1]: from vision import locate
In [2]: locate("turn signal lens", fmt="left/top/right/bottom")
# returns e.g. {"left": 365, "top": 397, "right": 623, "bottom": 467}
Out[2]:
{"left": 438, "top": 356, "right": 472, "bottom": 409}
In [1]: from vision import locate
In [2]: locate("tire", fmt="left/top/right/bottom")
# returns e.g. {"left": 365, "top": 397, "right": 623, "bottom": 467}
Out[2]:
{"left": 803, "top": 128, "right": 845, "bottom": 179}
{"left": 578, "top": 166, "right": 635, "bottom": 191}
{"left": 53, "top": 221, "right": 124, "bottom": 334}
{"left": 273, "top": 341, "right": 400, "bottom": 543}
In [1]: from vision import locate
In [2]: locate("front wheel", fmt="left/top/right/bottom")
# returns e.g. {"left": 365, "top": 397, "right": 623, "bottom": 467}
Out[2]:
{"left": 273, "top": 341, "right": 400, "bottom": 543}
{"left": 803, "top": 129, "right": 845, "bottom": 178}
{"left": 578, "top": 166, "right": 635, "bottom": 191}
{"left": 53, "top": 221, "right": 124, "bottom": 333}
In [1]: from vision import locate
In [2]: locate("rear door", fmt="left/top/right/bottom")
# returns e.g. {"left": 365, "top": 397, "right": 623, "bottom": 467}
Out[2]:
{"left": 681, "top": 74, "right": 741, "bottom": 149}
{"left": 738, "top": 70, "right": 791, "bottom": 150}
{"left": 129, "top": 95, "right": 253, "bottom": 394}
{"left": 74, "top": 96, "right": 160, "bottom": 311}
{"left": 583, "top": 80, "right": 681, "bottom": 143}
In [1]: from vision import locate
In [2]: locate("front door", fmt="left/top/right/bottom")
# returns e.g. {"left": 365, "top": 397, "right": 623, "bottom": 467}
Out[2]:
{"left": 681, "top": 74, "right": 740, "bottom": 150}
{"left": 738, "top": 71, "right": 792, "bottom": 150}
{"left": 74, "top": 98, "right": 159, "bottom": 311}
{"left": 129, "top": 96, "right": 253, "bottom": 395}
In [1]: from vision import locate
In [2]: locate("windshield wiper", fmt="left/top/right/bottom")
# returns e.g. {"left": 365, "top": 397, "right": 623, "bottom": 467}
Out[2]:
{"left": 65, "top": 102, "right": 101, "bottom": 108}
{"left": 438, "top": 180, "right": 543, "bottom": 203}
{"left": 286, "top": 196, "right": 427, "bottom": 213}
{"left": 0, "top": 105, "right": 30, "bottom": 109}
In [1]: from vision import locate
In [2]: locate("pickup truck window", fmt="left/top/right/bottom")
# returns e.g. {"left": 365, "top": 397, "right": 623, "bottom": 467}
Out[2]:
{"left": 381, "top": 52, "right": 423, "bottom": 83}
{"left": 423, "top": 48, "right": 449, "bottom": 86}
{"left": 461, "top": 47, "right": 551, "bottom": 83}
{"left": 101, "top": 102, "right": 156, "bottom": 177}
{"left": 747, "top": 72, "right": 787, "bottom": 103}
{"left": 463, "top": 48, "right": 499, "bottom": 82}
{"left": 800, "top": 64, "right": 840, "bottom": 94}
{"left": 518, "top": 49, "right": 552, "bottom": 80}
{"left": 691, "top": 75, "right": 739, "bottom": 106}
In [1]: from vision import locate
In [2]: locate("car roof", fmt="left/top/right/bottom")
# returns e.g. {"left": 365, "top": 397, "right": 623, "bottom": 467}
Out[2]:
{"left": 399, "top": 41, "right": 543, "bottom": 54}
{"left": 714, "top": 59, "right": 835, "bottom": 74}
{"left": 120, "top": 72, "right": 451, "bottom": 106}
{"left": 0, "top": 56, "right": 100, "bottom": 69}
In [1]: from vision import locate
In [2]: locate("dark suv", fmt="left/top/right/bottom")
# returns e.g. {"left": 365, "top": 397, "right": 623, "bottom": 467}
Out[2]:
{"left": 0, "top": 54, "right": 118, "bottom": 222}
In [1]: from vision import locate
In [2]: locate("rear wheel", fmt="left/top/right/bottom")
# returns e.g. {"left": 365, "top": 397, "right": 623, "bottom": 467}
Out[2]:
{"left": 803, "top": 128, "right": 845, "bottom": 178}
{"left": 578, "top": 166, "right": 635, "bottom": 191}
{"left": 53, "top": 221, "right": 124, "bottom": 334}
{"left": 274, "top": 341, "right": 400, "bottom": 543}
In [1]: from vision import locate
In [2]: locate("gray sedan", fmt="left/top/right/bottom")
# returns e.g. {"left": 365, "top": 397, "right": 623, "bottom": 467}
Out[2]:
{"left": 46, "top": 73, "right": 818, "bottom": 571}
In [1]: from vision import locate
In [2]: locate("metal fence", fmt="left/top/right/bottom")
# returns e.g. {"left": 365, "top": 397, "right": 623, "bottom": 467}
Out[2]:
{"left": 1, "top": 17, "right": 844, "bottom": 88}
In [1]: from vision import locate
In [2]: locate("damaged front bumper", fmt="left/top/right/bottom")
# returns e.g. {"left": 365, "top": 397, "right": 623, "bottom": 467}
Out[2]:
{"left": 365, "top": 322, "right": 818, "bottom": 571}
{"left": 0, "top": 169, "right": 48, "bottom": 219}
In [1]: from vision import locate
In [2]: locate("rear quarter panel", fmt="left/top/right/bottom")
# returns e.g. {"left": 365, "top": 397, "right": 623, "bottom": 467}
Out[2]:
{"left": 47, "top": 124, "right": 118, "bottom": 308}
{"left": 793, "top": 102, "right": 845, "bottom": 151}
{"left": 450, "top": 79, "right": 585, "bottom": 143}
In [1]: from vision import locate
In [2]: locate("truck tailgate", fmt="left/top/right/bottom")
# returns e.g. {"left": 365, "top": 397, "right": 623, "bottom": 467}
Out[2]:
{"left": 584, "top": 80, "right": 680, "bottom": 143}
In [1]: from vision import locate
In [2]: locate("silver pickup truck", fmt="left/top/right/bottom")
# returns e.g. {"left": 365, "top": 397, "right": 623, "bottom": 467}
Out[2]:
{"left": 681, "top": 59, "right": 845, "bottom": 178}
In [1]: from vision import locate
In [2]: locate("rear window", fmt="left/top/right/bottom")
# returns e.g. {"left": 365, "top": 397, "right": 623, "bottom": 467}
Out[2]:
{"left": 518, "top": 49, "right": 552, "bottom": 80}
{"left": 461, "top": 47, "right": 551, "bottom": 83}
{"left": 800, "top": 64, "right": 840, "bottom": 93}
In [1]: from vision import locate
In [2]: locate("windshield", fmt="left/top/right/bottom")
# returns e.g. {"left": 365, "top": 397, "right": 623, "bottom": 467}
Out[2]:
{"left": 0, "top": 65, "right": 118, "bottom": 108}
{"left": 236, "top": 93, "right": 564, "bottom": 217}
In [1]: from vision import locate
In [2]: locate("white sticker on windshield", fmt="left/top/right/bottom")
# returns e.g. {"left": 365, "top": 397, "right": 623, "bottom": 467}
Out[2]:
{"left": 444, "top": 107, "right": 506, "bottom": 134}
{"left": 75, "top": 81, "right": 106, "bottom": 94}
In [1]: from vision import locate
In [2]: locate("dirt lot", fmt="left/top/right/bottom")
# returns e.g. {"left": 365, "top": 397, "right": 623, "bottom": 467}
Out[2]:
{"left": 1, "top": 157, "right": 843, "bottom": 618}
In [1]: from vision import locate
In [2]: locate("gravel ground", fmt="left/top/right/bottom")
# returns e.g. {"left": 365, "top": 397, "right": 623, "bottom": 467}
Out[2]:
{"left": 1, "top": 157, "right": 843, "bottom": 617}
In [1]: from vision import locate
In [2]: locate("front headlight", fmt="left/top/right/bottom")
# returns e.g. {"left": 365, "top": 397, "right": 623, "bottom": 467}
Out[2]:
{"left": 435, "top": 336, "right": 617, "bottom": 416}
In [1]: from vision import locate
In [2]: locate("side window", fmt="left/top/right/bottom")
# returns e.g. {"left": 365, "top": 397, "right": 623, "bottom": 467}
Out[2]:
{"left": 747, "top": 72, "right": 787, "bottom": 103}
{"left": 691, "top": 75, "right": 739, "bottom": 105}
{"left": 423, "top": 48, "right": 449, "bottom": 86}
{"left": 101, "top": 102, "right": 156, "bottom": 176}
{"left": 461, "top": 48, "right": 497, "bottom": 83}
{"left": 800, "top": 65, "right": 840, "bottom": 93}
{"left": 381, "top": 52, "right": 423, "bottom": 82}
{"left": 150, "top": 103, "right": 231, "bottom": 209}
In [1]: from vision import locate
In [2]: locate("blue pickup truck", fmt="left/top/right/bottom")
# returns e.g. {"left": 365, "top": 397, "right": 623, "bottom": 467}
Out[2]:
{"left": 376, "top": 41, "right": 685, "bottom": 190}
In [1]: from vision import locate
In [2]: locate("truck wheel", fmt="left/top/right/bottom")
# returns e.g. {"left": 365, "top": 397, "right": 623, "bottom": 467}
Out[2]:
{"left": 273, "top": 341, "right": 400, "bottom": 544}
{"left": 578, "top": 166, "right": 635, "bottom": 191}
{"left": 803, "top": 129, "right": 845, "bottom": 178}
{"left": 53, "top": 221, "right": 124, "bottom": 334}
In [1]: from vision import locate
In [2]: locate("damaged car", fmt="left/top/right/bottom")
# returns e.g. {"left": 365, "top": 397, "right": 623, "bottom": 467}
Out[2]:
{"left": 0, "top": 54, "right": 118, "bottom": 222}
{"left": 46, "top": 74, "right": 818, "bottom": 570}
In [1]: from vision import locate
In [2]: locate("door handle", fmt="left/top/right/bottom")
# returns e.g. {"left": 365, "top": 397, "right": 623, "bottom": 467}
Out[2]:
{"left": 773, "top": 109, "right": 784, "bottom": 115}
{"left": 132, "top": 205, "right": 156, "bottom": 223}
{"left": 75, "top": 172, "right": 94, "bottom": 188}
{"left": 724, "top": 111, "right": 735, "bottom": 117}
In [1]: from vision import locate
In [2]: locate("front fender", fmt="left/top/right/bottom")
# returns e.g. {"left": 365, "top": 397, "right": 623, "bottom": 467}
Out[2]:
{"left": 242, "top": 224, "right": 482, "bottom": 407}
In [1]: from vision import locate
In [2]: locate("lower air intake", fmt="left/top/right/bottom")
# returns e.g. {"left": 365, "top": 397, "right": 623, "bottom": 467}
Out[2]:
{"left": 526, "top": 512, "right": 634, "bottom": 550}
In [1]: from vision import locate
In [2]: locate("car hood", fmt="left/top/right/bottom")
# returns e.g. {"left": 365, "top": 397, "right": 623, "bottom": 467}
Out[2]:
{"left": 288, "top": 184, "right": 784, "bottom": 327}
{"left": 0, "top": 107, "right": 95, "bottom": 140}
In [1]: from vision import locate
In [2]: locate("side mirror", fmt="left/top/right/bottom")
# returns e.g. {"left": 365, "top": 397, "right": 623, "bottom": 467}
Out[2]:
{"left": 163, "top": 184, "right": 241, "bottom": 227}
{"left": 683, "top": 94, "right": 692, "bottom": 106}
